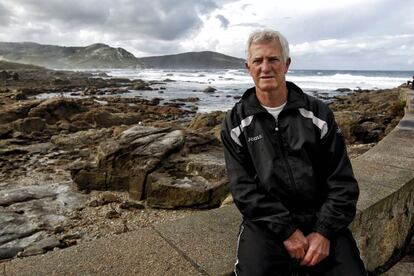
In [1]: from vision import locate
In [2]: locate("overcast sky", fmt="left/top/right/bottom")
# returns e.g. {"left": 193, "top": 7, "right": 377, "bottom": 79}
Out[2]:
{"left": 0, "top": 0, "right": 413, "bottom": 70}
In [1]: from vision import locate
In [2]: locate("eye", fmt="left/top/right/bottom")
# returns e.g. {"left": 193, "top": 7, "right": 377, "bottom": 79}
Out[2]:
{"left": 252, "top": 58, "right": 262, "bottom": 64}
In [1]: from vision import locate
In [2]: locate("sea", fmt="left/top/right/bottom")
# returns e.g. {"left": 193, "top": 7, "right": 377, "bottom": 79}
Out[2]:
{"left": 38, "top": 69, "right": 414, "bottom": 113}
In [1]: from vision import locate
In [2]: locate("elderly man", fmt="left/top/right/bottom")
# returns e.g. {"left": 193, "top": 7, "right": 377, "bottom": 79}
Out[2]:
{"left": 221, "top": 29, "right": 366, "bottom": 275}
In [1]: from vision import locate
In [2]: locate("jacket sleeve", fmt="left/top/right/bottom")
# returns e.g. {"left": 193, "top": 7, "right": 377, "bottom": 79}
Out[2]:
{"left": 221, "top": 111, "right": 297, "bottom": 241}
{"left": 313, "top": 108, "right": 359, "bottom": 240}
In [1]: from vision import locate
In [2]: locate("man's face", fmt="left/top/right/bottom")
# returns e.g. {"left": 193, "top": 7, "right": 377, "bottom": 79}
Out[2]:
{"left": 245, "top": 40, "right": 291, "bottom": 94}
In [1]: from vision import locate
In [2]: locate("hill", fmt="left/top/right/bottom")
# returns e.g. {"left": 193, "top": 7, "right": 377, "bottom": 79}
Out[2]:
{"left": 0, "top": 41, "right": 246, "bottom": 70}
{"left": 139, "top": 51, "right": 245, "bottom": 69}
{"left": 0, "top": 59, "right": 45, "bottom": 70}
{"left": 0, "top": 42, "right": 145, "bottom": 69}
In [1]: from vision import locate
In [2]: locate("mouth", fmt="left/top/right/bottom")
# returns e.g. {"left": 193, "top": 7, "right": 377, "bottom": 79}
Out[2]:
{"left": 260, "top": 76, "right": 274, "bottom": 79}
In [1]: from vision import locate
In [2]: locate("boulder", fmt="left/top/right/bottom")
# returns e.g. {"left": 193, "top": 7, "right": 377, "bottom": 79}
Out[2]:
{"left": 0, "top": 100, "right": 41, "bottom": 124}
{"left": 203, "top": 86, "right": 217, "bottom": 93}
{"left": 336, "top": 88, "right": 352, "bottom": 92}
{"left": 70, "top": 109, "right": 142, "bottom": 128}
{"left": 146, "top": 151, "right": 229, "bottom": 209}
{"left": 51, "top": 128, "right": 114, "bottom": 148}
{"left": 0, "top": 124, "right": 12, "bottom": 139}
{"left": 71, "top": 124, "right": 230, "bottom": 208}
{"left": 131, "top": 81, "right": 153, "bottom": 90}
{"left": 351, "top": 121, "right": 385, "bottom": 143}
{"left": 187, "top": 111, "right": 226, "bottom": 141}
{"left": 28, "top": 98, "right": 86, "bottom": 124}
{"left": 71, "top": 125, "right": 185, "bottom": 200}
{"left": 12, "top": 117, "right": 46, "bottom": 133}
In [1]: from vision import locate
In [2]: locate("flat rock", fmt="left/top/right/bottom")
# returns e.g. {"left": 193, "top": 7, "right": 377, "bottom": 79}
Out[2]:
{"left": 0, "top": 184, "right": 87, "bottom": 260}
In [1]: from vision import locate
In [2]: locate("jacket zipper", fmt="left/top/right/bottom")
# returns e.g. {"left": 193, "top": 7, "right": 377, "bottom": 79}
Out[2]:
{"left": 275, "top": 119, "right": 297, "bottom": 194}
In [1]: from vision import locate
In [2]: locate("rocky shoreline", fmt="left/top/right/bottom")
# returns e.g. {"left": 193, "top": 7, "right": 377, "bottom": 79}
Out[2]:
{"left": 0, "top": 65, "right": 406, "bottom": 261}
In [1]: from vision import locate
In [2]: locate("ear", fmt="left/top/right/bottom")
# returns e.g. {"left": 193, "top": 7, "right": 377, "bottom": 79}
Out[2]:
{"left": 245, "top": 61, "right": 252, "bottom": 74}
{"left": 284, "top": 57, "right": 291, "bottom": 73}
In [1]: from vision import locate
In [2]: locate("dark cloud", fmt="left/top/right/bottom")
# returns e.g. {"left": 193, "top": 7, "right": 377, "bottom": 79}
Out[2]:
{"left": 216, "top": 15, "right": 230, "bottom": 29}
{"left": 4, "top": 0, "right": 222, "bottom": 41}
{"left": 8, "top": 0, "right": 110, "bottom": 28}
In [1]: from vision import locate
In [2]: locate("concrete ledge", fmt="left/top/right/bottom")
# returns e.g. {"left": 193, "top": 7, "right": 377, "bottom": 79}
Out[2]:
{"left": 349, "top": 88, "right": 414, "bottom": 273}
{"left": 154, "top": 205, "right": 241, "bottom": 275}
{"left": 4, "top": 227, "right": 202, "bottom": 276}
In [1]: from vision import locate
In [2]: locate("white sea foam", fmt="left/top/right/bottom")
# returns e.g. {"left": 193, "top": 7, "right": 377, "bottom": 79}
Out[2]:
{"left": 38, "top": 69, "right": 413, "bottom": 113}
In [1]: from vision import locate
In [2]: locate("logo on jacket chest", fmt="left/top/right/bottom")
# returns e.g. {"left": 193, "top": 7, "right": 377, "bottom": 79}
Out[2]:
{"left": 247, "top": 134, "right": 263, "bottom": 143}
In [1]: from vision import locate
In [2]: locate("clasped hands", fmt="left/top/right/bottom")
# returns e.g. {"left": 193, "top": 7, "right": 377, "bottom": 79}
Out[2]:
{"left": 283, "top": 229, "right": 330, "bottom": 266}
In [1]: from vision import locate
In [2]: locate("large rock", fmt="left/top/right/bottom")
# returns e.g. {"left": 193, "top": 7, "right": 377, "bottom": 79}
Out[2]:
{"left": 351, "top": 120, "right": 385, "bottom": 143}
{"left": 12, "top": 117, "right": 46, "bottom": 133}
{"left": 71, "top": 126, "right": 186, "bottom": 200}
{"left": 51, "top": 128, "right": 114, "bottom": 147}
{"left": 70, "top": 109, "right": 142, "bottom": 128}
{"left": 146, "top": 150, "right": 229, "bottom": 209}
{"left": 71, "top": 124, "right": 230, "bottom": 208}
{"left": 187, "top": 111, "right": 226, "bottom": 140}
{"left": 0, "top": 124, "right": 12, "bottom": 139}
{"left": 28, "top": 98, "right": 86, "bottom": 124}
{"left": 0, "top": 100, "right": 41, "bottom": 124}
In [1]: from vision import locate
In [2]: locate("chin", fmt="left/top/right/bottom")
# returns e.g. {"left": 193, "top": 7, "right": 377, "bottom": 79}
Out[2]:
{"left": 258, "top": 84, "right": 278, "bottom": 92}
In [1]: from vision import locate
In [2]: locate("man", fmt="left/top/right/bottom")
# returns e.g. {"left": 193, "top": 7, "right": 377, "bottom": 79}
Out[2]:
{"left": 221, "top": 29, "right": 366, "bottom": 275}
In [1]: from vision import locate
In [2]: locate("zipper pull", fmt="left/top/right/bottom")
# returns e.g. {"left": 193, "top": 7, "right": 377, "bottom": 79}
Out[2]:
{"left": 275, "top": 120, "right": 279, "bottom": 131}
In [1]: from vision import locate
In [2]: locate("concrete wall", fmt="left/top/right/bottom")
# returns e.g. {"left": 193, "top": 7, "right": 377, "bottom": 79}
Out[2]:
{"left": 349, "top": 88, "right": 414, "bottom": 273}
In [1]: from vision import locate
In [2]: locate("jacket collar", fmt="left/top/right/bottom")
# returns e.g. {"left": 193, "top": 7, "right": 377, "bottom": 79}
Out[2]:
{"left": 241, "top": 81, "right": 306, "bottom": 116}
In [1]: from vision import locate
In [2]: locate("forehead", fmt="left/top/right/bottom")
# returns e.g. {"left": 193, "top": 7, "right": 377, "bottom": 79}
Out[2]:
{"left": 248, "top": 40, "right": 283, "bottom": 58}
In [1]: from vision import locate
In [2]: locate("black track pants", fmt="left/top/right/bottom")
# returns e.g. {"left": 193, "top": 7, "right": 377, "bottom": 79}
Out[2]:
{"left": 234, "top": 220, "right": 367, "bottom": 276}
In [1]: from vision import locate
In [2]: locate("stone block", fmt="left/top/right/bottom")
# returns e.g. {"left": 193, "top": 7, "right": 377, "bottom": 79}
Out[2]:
{"left": 73, "top": 169, "right": 106, "bottom": 191}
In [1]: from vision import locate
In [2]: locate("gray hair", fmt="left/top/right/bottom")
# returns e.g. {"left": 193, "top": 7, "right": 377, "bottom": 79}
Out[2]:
{"left": 246, "top": 29, "right": 290, "bottom": 62}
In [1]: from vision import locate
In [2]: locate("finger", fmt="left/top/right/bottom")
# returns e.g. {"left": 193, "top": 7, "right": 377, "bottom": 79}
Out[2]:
{"left": 300, "top": 250, "right": 312, "bottom": 266}
{"left": 297, "top": 249, "right": 305, "bottom": 260}
{"left": 307, "top": 252, "right": 326, "bottom": 267}
{"left": 307, "top": 255, "right": 319, "bottom": 267}
{"left": 311, "top": 253, "right": 324, "bottom": 266}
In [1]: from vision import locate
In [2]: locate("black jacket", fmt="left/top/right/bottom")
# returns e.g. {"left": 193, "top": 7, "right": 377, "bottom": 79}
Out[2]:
{"left": 221, "top": 81, "right": 359, "bottom": 241}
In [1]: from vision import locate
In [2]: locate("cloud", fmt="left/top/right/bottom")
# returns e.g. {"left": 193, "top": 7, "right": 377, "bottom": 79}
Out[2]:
{"left": 0, "top": 0, "right": 222, "bottom": 43}
{"left": 290, "top": 34, "right": 414, "bottom": 70}
{"left": 0, "top": 0, "right": 412, "bottom": 69}
{"left": 216, "top": 15, "right": 230, "bottom": 29}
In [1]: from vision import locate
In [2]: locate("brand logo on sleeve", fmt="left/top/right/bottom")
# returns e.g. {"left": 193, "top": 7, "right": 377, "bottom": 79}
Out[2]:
{"left": 247, "top": 134, "right": 263, "bottom": 143}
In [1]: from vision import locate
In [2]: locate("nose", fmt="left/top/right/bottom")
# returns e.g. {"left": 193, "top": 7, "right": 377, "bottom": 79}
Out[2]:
{"left": 261, "top": 60, "right": 271, "bottom": 72}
